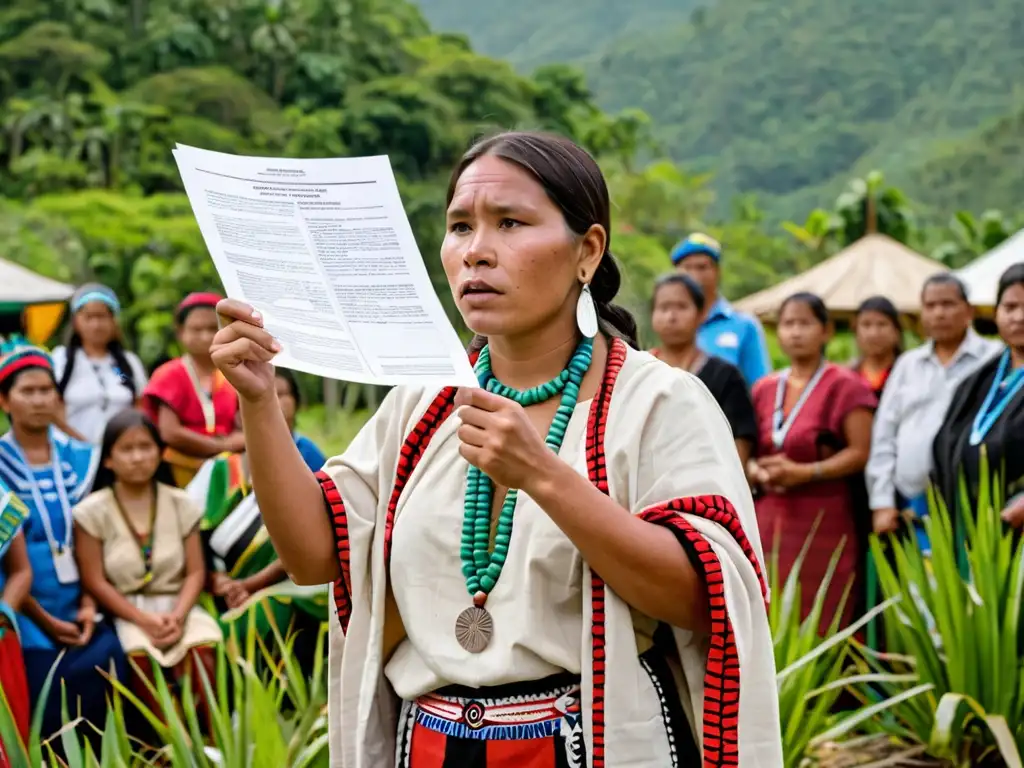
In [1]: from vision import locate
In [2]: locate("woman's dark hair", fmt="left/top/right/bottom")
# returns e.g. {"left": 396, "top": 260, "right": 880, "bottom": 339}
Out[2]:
{"left": 996, "top": 263, "right": 1024, "bottom": 305}
{"left": 855, "top": 295, "right": 904, "bottom": 355}
{"left": 92, "top": 408, "right": 175, "bottom": 493}
{"left": 449, "top": 131, "right": 639, "bottom": 351}
{"left": 651, "top": 273, "right": 705, "bottom": 313}
{"left": 780, "top": 292, "right": 830, "bottom": 326}
{"left": 58, "top": 301, "right": 136, "bottom": 399}
{"left": 0, "top": 366, "right": 55, "bottom": 398}
{"left": 275, "top": 368, "right": 302, "bottom": 406}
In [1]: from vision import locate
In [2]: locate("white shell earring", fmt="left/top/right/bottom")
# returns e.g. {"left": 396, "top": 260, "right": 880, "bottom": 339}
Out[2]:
{"left": 576, "top": 283, "right": 599, "bottom": 338}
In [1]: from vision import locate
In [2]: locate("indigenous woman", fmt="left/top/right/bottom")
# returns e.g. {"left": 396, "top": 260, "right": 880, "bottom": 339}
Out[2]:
{"left": 73, "top": 409, "right": 221, "bottom": 723}
{"left": 142, "top": 293, "right": 244, "bottom": 487}
{"left": 212, "top": 132, "right": 781, "bottom": 766}
{"left": 749, "top": 293, "right": 875, "bottom": 628}
{"left": 934, "top": 263, "right": 1024, "bottom": 541}
{"left": 53, "top": 284, "right": 148, "bottom": 444}
{"left": 850, "top": 296, "right": 902, "bottom": 399}
{"left": 650, "top": 272, "right": 758, "bottom": 465}
{"left": 0, "top": 344, "right": 126, "bottom": 740}
{"left": 0, "top": 492, "right": 32, "bottom": 755}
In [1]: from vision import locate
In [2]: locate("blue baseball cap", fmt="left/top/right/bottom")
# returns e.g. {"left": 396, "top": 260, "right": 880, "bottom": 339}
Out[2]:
{"left": 670, "top": 233, "right": 722, "bottom": 265}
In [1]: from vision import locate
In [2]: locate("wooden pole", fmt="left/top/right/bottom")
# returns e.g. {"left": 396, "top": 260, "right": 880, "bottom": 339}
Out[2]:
{"left": 865, "top": 193, "right": 878, "bottom": 235}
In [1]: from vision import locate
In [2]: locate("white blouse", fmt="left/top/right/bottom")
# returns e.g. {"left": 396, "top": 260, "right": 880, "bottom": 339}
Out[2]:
{"left": 52, "top": 346, "right": 148, "bottom": 444}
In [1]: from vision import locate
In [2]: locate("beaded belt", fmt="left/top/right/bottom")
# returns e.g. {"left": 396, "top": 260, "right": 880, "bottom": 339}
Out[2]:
{"left": 413, "top": 683, "right": 581, "bottom": 740}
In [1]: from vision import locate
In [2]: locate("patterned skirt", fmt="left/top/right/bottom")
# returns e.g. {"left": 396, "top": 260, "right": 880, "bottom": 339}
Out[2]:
{"left": 396, "top": 647, "right": 696, "bottom": 768}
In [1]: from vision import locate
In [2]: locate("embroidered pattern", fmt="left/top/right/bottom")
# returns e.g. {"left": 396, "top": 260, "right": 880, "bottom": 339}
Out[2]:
{"left": 639, "top": 655, "right": 679, "bottom": 767}
{"left": 583, "top": 337, "right": 627, "bottom": 768}
{"left": 636, "top": 496, "right": 765, "bottom": 768}
{"left": 412, "top": 684, "right": 581, "bottom": 741}
{"left": 316, "top": 471, "right": 352, "bottom": 633}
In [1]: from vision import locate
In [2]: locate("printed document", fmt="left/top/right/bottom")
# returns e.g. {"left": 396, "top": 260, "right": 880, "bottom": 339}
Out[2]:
{"left": 172, "top": 144, "right": 476, "bottom": 387}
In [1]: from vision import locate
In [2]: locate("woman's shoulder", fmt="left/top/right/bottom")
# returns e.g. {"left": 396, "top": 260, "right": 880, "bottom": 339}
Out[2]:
{"left": 73, "top": 487, "right": 115, "bottom": 518}
{"left": 148, "top": 357, "right": 183, "bottom": 381}
{"left": 613, "top": 347, "right": 726, "bottom": 422}
{"left": 157, "top": 482, "right": 192, "bottom": 504}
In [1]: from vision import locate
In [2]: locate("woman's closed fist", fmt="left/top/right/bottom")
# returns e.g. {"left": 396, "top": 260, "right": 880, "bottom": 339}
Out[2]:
{"left": 210, "top": 299, "right": 279, "bottom": 403}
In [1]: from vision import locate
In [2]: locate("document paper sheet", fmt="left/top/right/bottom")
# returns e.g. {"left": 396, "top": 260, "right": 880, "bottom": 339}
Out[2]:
{"left": 172, "top": 144, "right": 477, "bottom": 387}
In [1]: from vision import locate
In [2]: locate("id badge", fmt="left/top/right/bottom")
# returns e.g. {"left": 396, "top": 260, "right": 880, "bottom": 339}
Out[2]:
{"left": 52, "top": 547, "right": 79, "bottom": 585}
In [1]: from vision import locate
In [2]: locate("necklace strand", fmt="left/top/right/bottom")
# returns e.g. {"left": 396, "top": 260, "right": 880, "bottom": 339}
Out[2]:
{"left": 460, "top": 338, "right": 593, "bottom": 599}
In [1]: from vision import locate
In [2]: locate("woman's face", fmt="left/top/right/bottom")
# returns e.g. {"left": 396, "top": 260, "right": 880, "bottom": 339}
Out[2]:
{"left": 651, "top": 282, "right": 701, "bottom": 347}
{"left": 441, "top": 155, "right": 604, "bottom": 341}
{"left": 777, "top": 300, "right": 829, "bottom": 360}
{"left": 855, "top": 310, "right": 900, "bottom": 359}
{"left": 105, "top": 424, "right": 161, "bottom": 486}
{"left": 178, "top": 307, "right": 219, "bottom": 358}
{"left": 1, "top": 369, "right": 58, "bottom": 432}
{"left": 275, "top": 376, "right": 297, "bottom": 429}
{"left": 74, "top": 302, "right": 118, "bottom": 349}
{"left": 996, "top": 283, "right": 1024, "bottom": 349}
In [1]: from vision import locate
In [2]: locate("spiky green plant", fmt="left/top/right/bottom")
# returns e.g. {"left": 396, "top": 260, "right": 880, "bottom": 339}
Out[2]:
{"left": 857, "top": 460, "right": 1024, "bottom": 767}
{"left": 0, "top": 603, "right": 329, "bottom": 767}
{"left": 770, "top": 517, "right": 912, "bottom": 767}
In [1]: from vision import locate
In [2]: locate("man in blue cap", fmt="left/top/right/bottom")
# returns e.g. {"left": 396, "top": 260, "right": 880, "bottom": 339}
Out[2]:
{"left": 671, "top": 233, "right": 771, "bottom": 386}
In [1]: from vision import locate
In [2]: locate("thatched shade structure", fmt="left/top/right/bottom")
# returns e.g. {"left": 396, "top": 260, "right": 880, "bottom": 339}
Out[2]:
{"left": 957, "top": 227, "right": 1024, "bottom": 310}
{"left": 734, "top": 233, "right": 945, "bottom": 323}
{"left": 0, "top": 259, "right": 74, "bottom": 344}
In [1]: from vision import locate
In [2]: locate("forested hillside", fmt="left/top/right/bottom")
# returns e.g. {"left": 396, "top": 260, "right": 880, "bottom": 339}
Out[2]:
{"left": 0, "top": 0, "right": 683, "bottom": 361}
{"left": 414, "top": 0, "right": 696, "bottom": 73}
{"left": 417, "top": 0, "right": 1024, "bottom": 218}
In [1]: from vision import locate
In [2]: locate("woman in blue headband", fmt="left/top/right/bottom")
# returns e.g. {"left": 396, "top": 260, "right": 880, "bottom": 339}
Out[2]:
{"left": 52, "top": 284, "right": 148, "bottom": 444}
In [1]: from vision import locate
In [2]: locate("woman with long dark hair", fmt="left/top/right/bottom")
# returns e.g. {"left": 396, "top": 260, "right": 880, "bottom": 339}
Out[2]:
{"left": 650, "top": 272, "right": 757, "bottom": 465}
{"left": 851, "top": 295, "right": 903, "bottom": 398}
{"left": 73, "top": 408, "right": 220, "bottom": 726}
{"left": 52, "top": 284, "right": 148, "bottom": 444}
{"left": 749, "top": 293, "right": 876, "bottom": 628}
{"left": 0, "top": 343, "right": 125, "bottom": 741}
{"left": 210, "top": 132, "right": 781, "bottom": 766}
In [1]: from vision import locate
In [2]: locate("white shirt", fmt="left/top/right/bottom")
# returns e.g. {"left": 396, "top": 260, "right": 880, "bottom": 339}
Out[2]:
{"left": 52, "top": 346, "right": 148, "bottom": 444}
{"left": 866, "top": 329, "right": 1002, "bottom": 508}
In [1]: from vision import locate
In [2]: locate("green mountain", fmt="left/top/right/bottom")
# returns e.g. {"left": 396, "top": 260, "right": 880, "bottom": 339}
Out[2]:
{"left": 414, "top": 0, "right": 698, "bottom": 73}
{"left": 417, "top": 0, "right": 1024, "bottom": 218}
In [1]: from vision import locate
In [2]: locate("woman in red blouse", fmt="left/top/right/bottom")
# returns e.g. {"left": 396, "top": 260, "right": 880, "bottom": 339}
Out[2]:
{"left": 142, "top": 293, "right": 244, "bottom": 486}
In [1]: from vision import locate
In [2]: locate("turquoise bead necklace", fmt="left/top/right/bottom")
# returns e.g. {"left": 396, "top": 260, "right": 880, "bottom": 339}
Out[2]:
{"left": 453, "top": 336, "right": 594, "bottom": 653}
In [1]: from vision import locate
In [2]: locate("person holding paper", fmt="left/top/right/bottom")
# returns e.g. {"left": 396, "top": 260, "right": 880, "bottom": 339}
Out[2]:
{"left": 0, "top": 343, "right": 126, "bottom": 743}
{"left": 142, "top": 293, "right": 244, "bottom": 487}
{"left": 210, "top": 131, "right": 781, "bottom": 767}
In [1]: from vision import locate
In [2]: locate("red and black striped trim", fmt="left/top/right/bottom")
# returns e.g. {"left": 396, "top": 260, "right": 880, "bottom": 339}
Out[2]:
{"left": 583, "top": 337, "right": 628, "bottom": 768}
{"left": 316, "top": 470, "right": 353, "bottom": 633}
{"left": 637, "top": 496, "right": 763, "bottom": 767}
{"left": 383, "top": 388, "right": 459, "bottom": 566}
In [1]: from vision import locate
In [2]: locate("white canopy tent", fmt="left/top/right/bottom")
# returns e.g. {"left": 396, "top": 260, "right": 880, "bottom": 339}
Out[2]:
{"left": 957, "top": 228, "right": 1024, "bottom": 309}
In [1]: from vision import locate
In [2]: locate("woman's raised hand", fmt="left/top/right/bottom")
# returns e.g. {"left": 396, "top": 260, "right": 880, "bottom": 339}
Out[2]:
{"left": 211, "top": 299, "right": 279, "bottom": 402}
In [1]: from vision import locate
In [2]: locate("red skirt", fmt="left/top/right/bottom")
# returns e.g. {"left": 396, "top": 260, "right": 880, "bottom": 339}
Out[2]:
{"left": 0, "top": 625, "right": 30, "bottom": 762}
{"left": 397, "top": 675, "right": 585, "bottom": 768}
{"left": 756, "top": 485, "right": 862, "bottom": 629}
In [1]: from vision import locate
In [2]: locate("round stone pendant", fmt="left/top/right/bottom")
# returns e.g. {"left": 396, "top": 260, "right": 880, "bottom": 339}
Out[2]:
{"left": 455, "top": 605, "right": 493, "bottom": 653}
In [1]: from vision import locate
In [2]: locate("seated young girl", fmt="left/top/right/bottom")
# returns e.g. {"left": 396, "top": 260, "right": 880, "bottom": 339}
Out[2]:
{"left": 0, "top": 494, "right": 32, "bottom": 758}
{"left": 73, "top": 409, "right": 222, "bottom": 721}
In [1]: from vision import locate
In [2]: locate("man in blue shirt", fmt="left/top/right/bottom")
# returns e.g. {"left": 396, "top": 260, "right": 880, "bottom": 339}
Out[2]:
{"left": 671, "top": 233, "right": 771, "bottom": 386}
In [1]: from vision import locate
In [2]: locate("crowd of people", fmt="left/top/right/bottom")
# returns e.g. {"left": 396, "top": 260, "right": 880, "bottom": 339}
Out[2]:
{"left": 0, "top": 129, "right": 1021, "bottom": 766}
{"left": 654, "top": 233, "right": 1024, "bottom": 631}
{"left": 0, "top": 288, "right": 325, "bottom": 758}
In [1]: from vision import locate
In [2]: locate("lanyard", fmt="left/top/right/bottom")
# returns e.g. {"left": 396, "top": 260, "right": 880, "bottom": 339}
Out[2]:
{"left": 969, "top": 350, "right": 1024, "bottom": 446}
{"left": 5, "top": 434, "right": 73, "bottom": 554}
{"left": 183, "top": 355, "right": 217, "bottom": 434}
{"left": 772, "top": 363, "right": 827, "bottom": 450}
